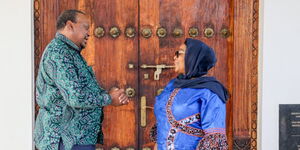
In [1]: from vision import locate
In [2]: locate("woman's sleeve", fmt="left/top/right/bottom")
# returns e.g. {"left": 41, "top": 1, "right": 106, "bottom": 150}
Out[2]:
{"left": 197, "top": 92, "right": 228, "bottom": 150}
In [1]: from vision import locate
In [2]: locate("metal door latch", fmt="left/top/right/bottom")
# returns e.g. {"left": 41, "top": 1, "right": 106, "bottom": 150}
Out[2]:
{"left": 140, "top": 64, "right": 174, "bottom": 80}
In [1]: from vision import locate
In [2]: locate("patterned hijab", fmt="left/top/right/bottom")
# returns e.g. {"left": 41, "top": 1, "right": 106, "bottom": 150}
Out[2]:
{"left": 173, "top": 38, "right": 229, "bottom": 102}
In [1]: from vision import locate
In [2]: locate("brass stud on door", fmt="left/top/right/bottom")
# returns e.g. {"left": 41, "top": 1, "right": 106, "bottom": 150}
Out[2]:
{"left": 189, "top": 27, "right": 199, "bottom": 37}
{"left": 94, "top": 27, "right": 105, "bottom": 38}
{"left": 126, "top": 87, "right": 136, "bottom": 98}
{"left": 125, "top": 27, "right": 135, "bottom": 38}
{"left": 220, "top": 28, "right": 230, "bottom": 38}
{"left": 204, "top": 27, "right": 214, "bottom": 38}
{"left": 141, "top": 28, "right": 152, "bottom": 38}
{"left": 111, "top": 147, "right": 120, "bottom": 150}
{"left": 109, "top": 27, "right": 120, "bottom": 38}
{"left": 157, "top": 27, "right": 167, "bottom": 38}
{"left": 172, "top": 28, "right": 183, "bottom": 38}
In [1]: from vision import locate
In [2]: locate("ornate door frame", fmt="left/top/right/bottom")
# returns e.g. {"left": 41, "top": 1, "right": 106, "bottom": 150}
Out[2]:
{"left": 33, "top": 0, "right": 259, "bottom": 149}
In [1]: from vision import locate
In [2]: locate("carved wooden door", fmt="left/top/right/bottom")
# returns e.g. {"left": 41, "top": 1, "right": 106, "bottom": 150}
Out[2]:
{"left": 35, "top": 0, "right": 259, "bottom": 149}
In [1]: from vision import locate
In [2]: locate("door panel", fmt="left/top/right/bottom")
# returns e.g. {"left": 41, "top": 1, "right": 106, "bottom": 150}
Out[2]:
{"left": 139, "top": 0, "right": 232, "bottom": 149}
{"left": 37, "top": 0, "right": 139, "bottom": 149}
{"left": 92, "top": 0, "right": 139, "bottom": 149}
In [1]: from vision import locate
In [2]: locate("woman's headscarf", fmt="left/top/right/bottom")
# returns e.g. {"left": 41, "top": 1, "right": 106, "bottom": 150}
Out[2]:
{"left": 173, "top": 38, "right": 229, "bottom": 102}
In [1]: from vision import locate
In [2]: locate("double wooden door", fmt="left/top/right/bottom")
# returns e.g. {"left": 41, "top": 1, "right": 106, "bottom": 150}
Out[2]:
{"left": 35, "top": 0, "right": 259, "bottom": 149}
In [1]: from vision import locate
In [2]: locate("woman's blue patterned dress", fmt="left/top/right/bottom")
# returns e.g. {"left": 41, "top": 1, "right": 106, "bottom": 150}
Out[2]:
{"left": 154, "top": 79, "right": 228, "bottom": 150}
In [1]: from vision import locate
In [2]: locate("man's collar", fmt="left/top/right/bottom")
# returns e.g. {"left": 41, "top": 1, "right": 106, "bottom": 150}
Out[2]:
{"left": 55, "top": 32, "right": 82, "bottom": 52}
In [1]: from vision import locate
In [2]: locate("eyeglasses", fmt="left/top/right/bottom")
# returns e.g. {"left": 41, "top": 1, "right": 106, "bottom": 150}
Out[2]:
{"left": 175, "top": 50, "right": 185, "bottom": 58}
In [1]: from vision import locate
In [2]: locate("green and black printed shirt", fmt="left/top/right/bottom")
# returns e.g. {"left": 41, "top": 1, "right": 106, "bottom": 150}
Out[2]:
{"left": 34, "top": 33, "right": 111, "bottom": 150}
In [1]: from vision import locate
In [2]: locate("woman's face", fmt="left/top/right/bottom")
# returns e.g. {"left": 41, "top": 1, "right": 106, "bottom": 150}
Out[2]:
{"left": 174, "top": 44, "right": 186, "bottom": 74}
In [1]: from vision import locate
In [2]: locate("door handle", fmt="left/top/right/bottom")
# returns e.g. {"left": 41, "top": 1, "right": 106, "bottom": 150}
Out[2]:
{"left": 141, "top": 96, "right": 153, "bottom": 127}
{"left": 140, "top": 64, "right": 174, "bottom": 80}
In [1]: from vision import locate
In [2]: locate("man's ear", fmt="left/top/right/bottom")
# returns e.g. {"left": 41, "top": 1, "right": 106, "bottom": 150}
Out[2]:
{"left": 65, "top": 20, "right": 74, "bottom": 31}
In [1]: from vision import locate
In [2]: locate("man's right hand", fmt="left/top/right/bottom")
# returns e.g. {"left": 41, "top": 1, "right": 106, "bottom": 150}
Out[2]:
{"left": 109, "top": 87, "right": 129, "bottom": 106}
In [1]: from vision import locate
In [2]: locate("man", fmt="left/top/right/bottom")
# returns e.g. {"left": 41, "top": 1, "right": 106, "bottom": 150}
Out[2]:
{"left": 34, "top": 10, "right": 129, "bottom": 150}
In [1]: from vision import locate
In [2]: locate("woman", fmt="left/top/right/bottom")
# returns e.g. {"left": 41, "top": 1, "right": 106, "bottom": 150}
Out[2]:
{"left": 152, "top": 38, "right": 229, "bottom": 150}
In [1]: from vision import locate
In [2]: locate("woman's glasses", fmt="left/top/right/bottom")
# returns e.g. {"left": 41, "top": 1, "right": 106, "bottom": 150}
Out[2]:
{"left": 175, "top": 50, "right": 185, "bottom": 58}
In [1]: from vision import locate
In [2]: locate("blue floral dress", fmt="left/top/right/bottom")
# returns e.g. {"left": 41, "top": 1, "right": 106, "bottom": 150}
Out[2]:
{"left": 154, "top": 79, "right": 228, "bottom": 150}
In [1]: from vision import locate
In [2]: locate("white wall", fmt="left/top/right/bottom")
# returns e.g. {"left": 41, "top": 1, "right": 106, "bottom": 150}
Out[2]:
{"left": 0, "top": 0, "right": 33, "bottom": 149}
{"left": 261, "top": 0, "right": 300, "bottom": 149}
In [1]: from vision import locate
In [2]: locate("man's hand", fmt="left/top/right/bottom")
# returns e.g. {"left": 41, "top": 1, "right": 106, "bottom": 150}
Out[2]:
{"left": 109, "top": 87, "right": 130, "bottom": 106}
